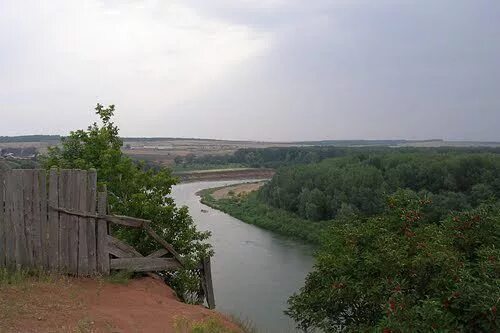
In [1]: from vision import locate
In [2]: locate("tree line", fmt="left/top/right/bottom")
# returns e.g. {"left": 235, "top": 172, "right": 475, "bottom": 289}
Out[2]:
{"left": 174, "top": 145, "right": 500, "bottom": 169}
{"left": 258, "top": 152, "right": 500, "bottom": 222}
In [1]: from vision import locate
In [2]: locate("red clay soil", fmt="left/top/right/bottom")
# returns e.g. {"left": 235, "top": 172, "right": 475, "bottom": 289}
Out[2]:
{"left": 0, "top": 276, "right": 241, "bottom": 333}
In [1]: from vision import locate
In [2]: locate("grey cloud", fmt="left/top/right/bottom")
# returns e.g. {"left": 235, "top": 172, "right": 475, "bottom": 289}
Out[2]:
{"left": 1, "top": 0, "right": 499, "bottom": 140}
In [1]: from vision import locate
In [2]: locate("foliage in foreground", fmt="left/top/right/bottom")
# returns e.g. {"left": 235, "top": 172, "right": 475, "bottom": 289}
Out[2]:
{"left": 42, "top": 104, "right": 212, "bottom": 300}
{"left": 286, "top": 191, "right": 500, "bottom": 332}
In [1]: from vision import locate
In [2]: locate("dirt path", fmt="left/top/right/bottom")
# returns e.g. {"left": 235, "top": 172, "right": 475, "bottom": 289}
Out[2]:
{"left": 0, "top": 276, "right": 241, "bottom": 333}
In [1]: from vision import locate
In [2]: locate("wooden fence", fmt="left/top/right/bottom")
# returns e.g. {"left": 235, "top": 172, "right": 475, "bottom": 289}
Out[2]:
{"left": 0, "top": 169, "right": 215, "bottom": 308}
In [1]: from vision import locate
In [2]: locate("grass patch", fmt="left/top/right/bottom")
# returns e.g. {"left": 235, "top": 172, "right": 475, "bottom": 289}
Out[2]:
{"left": 227, "top": 314, "right": 258, "bottom": 333}
{"left": 102, "top": 270, "right": 134, "bottom": 284}
{"left": 76, "top": 317, "right": 94, "bottom": 333}
{"left": 0, "top": 268, "right": 56, "bottom": 287}
{"left": 174, "top": 317, "right": 252, "bottom": 333}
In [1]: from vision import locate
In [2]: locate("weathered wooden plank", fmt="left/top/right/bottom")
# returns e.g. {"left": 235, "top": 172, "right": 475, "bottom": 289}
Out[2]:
{"left": 38, "top": 169, "right": 48, "bottom": 269}
{"left": 77, "top": 170, "right": 89, "bottom": 276}
{"left": 32, "top": 170, "right": 43, "bottom": 268}
{"left": 4, "top": 171, "right": 15, "bottom": 268}
{"left": 48, "top": 207, "right": 147, "bottom": 229}
{"left": 12, "top": 170, "right": 27, "bottom": 269}
{"left": 49, "top": 206, "right": 98, "bottom": 218}
{"left": 58, "top": 169, "right": 70, "bottom": 272}
{"left": 110, "top": 257, "right": 182, "bottom": 272}
{"left": 0, "top": 170, "right": 5, "bottom": 268}
{"left": 202, "top": 257, "right": 215, "bottom": 309}
{"left": 47, "top": 168, "right": 59, "bottom": 270}
{"left": 22, "top": 170, "right": 34, "bottom": 267}
{"left": 146, "top": 249, "right": 169, "bottom": 258}
{"left": 68, "top": 170, "right": 79, "bottom": 274}
{"left": 106, "top": 215, "right": 147, "bottom": 228}
{"left": 107, "top": 235, "right": 142, "bottom": 258}
{"left": 87, "top": 169, "right": 97, "bottom": 275}
{"left": 97, "top": 187, "right": 110, "bottom": 275}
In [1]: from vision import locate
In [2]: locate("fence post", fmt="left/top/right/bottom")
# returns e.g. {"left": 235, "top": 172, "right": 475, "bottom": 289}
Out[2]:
{"left": 13, "top": 170, "right": 27, "bottom": 270}
{"left": 48, "top": 168, "right": 59, "bottom": 270}
{"left": 38, "top": 169, "right": 47, "bottom": 269}
{"left": 97, "top": 185, "right": 110, "bottom": 275}
{"left": 4, "top": 171, "right": 15, "bottom": 268}
{"left": 22, "top": 170, "right": 34, "bottom": 267}
{"left": 0, "top": 170, "right": 5, "bottom": 268}
{"left": 87, "top": 169, "right": 97, "bottom": 275}
{"left": 68, "top": 170, "right": 79, "bottom": 274}
{"left": 202, "top": 257, "right": 215, "bottom": 309}
{"left": 58, "top": 170, "right": 70, "bottom": 272}
{"left": 77, "top": 170, "right": 89, "bottom": 276}
{"left": 32, "top": 169, "right": 44, "bottom": 269}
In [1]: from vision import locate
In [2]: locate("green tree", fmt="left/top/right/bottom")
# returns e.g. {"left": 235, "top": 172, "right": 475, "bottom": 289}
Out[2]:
{"left": 286, "top": 191, "right": 499, "bottom": 332}
{"left": 42, "top": 104, "right": 212, "bottom": 300}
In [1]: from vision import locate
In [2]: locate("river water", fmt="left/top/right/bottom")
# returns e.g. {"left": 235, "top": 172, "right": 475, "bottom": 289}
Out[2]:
{"left": 171, "top": 180, "right": 315, "bottom": 333}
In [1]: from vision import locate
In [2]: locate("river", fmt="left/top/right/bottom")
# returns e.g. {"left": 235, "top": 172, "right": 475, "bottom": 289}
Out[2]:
{"left": 171, "top": 180, "right": 315, "bottom": 333}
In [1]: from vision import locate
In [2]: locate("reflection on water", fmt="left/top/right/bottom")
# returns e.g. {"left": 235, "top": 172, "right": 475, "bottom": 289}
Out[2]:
{"left": 171, "top": 180, "right": 315, "bottom": 333}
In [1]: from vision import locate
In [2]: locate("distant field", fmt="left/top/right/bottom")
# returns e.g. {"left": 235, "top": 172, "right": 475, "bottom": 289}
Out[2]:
{"left": 122, "top": 138, "right": 308, "bottom": 166}
{"left": 1, "top": 136, "right": 500, "bottom": 167}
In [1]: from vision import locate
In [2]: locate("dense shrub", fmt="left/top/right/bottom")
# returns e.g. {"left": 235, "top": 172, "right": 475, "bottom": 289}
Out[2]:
{"left": 286, "top": 191, "right": 500, "bottom": 332}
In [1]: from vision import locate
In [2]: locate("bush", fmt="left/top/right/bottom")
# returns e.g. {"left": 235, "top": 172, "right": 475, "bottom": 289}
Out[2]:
{"left": 286, "top": 191, "right": 500, "bottom": 332}
{"left": 42, "top": 104, "right": 212, "bottom": 300}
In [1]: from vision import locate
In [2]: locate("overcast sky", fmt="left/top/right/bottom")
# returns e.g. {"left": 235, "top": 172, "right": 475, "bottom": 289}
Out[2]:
{"left": 1, "top": 0, "right": 499, "bottom": 141}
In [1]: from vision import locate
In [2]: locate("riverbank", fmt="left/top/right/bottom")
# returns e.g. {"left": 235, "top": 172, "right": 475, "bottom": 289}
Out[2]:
{"left": 174, "top": 168, "right": 274, "bottom": 183}
{"left": 199, "top": 185, "right": 328, "bottom": 244}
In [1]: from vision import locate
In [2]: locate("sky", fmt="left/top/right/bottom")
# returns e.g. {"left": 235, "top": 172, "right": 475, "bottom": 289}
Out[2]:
{"left": 1, "top": 0, "right": 499, "bottom": 141}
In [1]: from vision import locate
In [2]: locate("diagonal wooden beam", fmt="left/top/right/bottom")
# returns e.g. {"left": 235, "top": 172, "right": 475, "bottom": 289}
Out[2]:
{"left": 107, "top": 235, "right": 142, "bottom": 258}
{"left": 147, "top": 248, "right": 169, "bottom": 258}
{"left": 143, "top": 223, "right": 184, "bottom": 266}
{"left": 49, "top": 206, "right": 147, "bottom": 228}
{"left": 110, "top": 257, "right": 182, "bottom": 272}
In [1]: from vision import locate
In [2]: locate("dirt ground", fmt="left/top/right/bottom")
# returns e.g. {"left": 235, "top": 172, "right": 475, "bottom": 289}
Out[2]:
{"left": 0, "top": 276, "right": 240, "bottom": 333}
{"left": 211, "top": 182, "right": 266, "bottom": 200}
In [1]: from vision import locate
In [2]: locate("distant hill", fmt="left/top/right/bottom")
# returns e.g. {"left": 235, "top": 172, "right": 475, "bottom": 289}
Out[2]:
{"left": 0, "top": 135, "right": 61, "bottom": 143}
{"left": 0, "top": 135, "right": 498, "bottom": 148}
{"left": 290, "top": 139, "right": 444, "bottom": 146}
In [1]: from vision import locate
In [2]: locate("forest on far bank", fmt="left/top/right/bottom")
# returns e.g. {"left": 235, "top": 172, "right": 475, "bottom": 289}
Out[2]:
{"left": 259, "top": 151, "right": 500, "bottom": 222}
{"left": 173, "top": 145, "right": 500, "bottom": 169}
